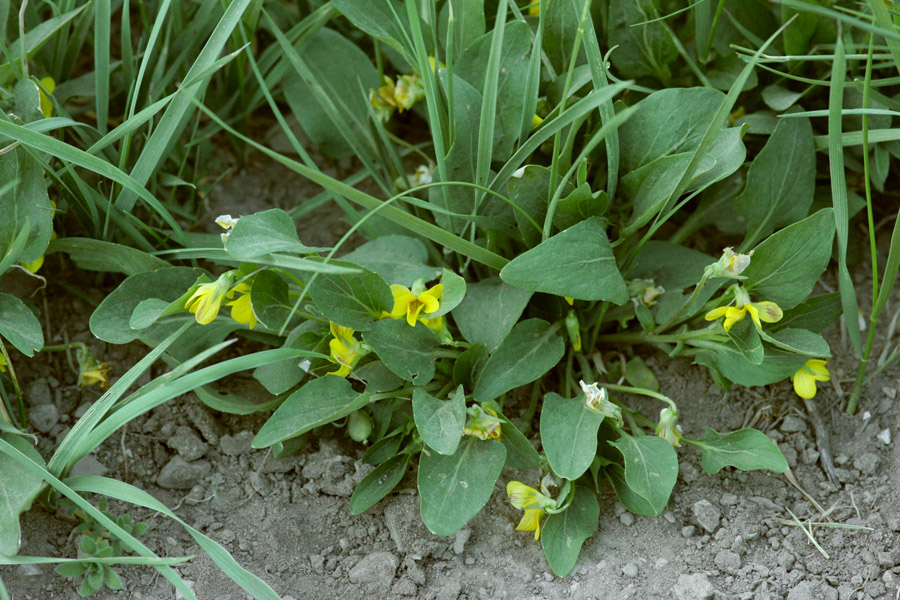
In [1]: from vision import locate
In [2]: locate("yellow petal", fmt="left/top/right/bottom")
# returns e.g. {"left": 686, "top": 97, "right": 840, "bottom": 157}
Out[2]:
{"left": 705, "top": 307, "right": 729, "bottom": 321}
{"left": 745, "top": 303, "right": 762, "bottom": 329}
{"left": 506, "top": 481, "right": 539, "bottom": 509}
{"left": 226, "top": 293, "right": 257, "bottom": 329}
{"left": 753, "top": 301, "right": 783, "bottom": 324}
{"left": 805, "top": 359, "right": 830, "bottom": 381}
{"left": 419, "top": 293, "right": 441, "bottom": 314}
{"left": 390, "top": 284, "right": 416, "bottom": 318}
{"left": 39, "top": 76, "right": 55, "bottom": 119}
{"left": 407, "top": 301, "right": 425, "bottom": 326}
{"left": 516, "top": 508, "right": 544, "bottom": 540}
{"left": 792, "top": 368, "right": 817, "bottom": 399}
{"left": 20, "top": 255, "right": 44, "bottom": 273}
{"left": 722, "top": 306, "right": 747, "bottom": 332}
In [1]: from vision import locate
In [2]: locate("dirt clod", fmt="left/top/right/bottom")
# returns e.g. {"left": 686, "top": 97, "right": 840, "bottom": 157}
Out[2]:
{"left": 691, "top": 499, "right": 721, "bottom": 534}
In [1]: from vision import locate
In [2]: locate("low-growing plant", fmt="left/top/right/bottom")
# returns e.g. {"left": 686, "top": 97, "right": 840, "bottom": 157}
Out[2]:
{"left": 4, "top": 0, "right": 900, "bottom": 590}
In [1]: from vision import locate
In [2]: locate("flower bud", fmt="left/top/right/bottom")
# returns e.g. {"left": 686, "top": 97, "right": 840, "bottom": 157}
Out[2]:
{"left": 655, "top": 406, "right": 683, "bottom": 448}
{"left": 347, "top": 410, "right": 373, "bottom": 442}
{"left": 579, "top": 380, "right": 623, "bottom": 427}
{"left": 565, "top": 310, "right": 582, "bottom": 352}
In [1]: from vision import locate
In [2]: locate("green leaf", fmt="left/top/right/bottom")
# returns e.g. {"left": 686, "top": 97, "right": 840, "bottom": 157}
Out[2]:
{"left": 619, "top": 88, "right": 724, "bottom": 173}
{"left": 742, "top": 209, "right": 835, "bottom": 310}
{"left": 0, "top": 5, "right": 88, "bottom": 85}
{"left": 0, "top": 294, "right": 43, "bottom": 356}
{"left": 604, "top": 464, "right": 658, "bottom": 517}
{"left": 413, "top": 386, "right": 466, "bottom": 456}
{"left": 363, "top": 318, "right": 440, "bottom": 384}
{"left": 194, "top": 385, "right": 283, "bottom": 415}
{"left": 418, "top": 438, "right": 506, "bottom": 536}
{"left": 607, "top": 0, "right": 677, "bottom": 82}
{"left": 225, "top": 209, "right": 324, "bottom": 259}
{"left": 250, "top": 270, "right": 293, "bottom": 330}
{"left": 625, "top": 356, "right": 659, "bottom": 392}
{"left": 759, "top": 327, "right": 830, "bottom": 358}
{"left": 89, "top": 267, "right": 202, "bottom": 344}
{"left": 726, "top": 317, "right": 764, "bottom": 365}
{"left": 696, "top": 427, "right": 788, "bottom": 474}
{"left": 252, "top": 376, "right": 369, "bottom": 448}
{"left": 540, "top": 392, "right": 605, "bottom": 480}
{"left": 283, "top": 28, "right": 380, "bottom": 158}
{"left": 47, "top": 238, "right": 169, "bottom": 275}
{"left": 506, "top": 165, "right": 571, "bottom": 248}
{"left": 429, "top": 268, "right": 466, "bottom": 318}
{"left": 500, "top": 217, "right": 627, "bottom": 303}
{"left": 774, "top": 293, "right": 842, "bottom": 333}
{"left": 629, "top": 241, "right": 714, "bottom": 290}
{"left": 543, "top": 0, "right": 588, "bottom": 73}
{"left": 0, "top": 146, "right": 53, "bottom": 265}
{"left": 716, "top": 345, "right": 807, "bottom": 387}
{"left": 0, "top": 434, "right": 45, "bottom": 556}
{"left": 453, "top": 277, "right": 531, "bottom": 352}
{"left": 474, "top": 319, "right": 565, "bottom": 402}
{"left": 439, "top": 0, "right": 485, "bottom": 55}
{"left": 253, "top": 357, "right": 305, "bottom": 395}
{"left": 541, "top": 486, "right": 599, "bottom": 577}
{"left": 734, "top": 109, "right": 815, "bottom": 248}
{"left": 455, "top": 20, "right": 531, "bottom": 160}
{"left": 55, "top": 562, "right": 89, "bottom": 577}
{"left": 349, "top": 454, "right": 409, "bottom": 515}
{"left": 331, "top": 0, "right": 412, "bottom": 58}
{"left": 354, "top": 361, "right": 403, "bottom": 393}
{"left": 452, "top": 343, "right": 488, "bottom": 391}
{"left": 610, "top": 434, "right": 678, "bottom": 517}
{"left": 499, "top": 419, "right": 541, "bottom": 470}
{"left": 340, "top": 236, "right": 438, "bottom": 288}
{"left": 307, "top": 264, "right": 394, "bottom": 331}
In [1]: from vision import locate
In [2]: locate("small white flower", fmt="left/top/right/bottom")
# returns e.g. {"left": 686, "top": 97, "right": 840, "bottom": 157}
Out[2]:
{"left": 215, "top": 214, "right": 240, "bottom": 243}
{"left": 411, "top": 164, "right": 434, "bottom": 186}
{"left": 511, "top": 166, "right": 528, "bottom": 178}
{"left": 579, "top": 380, "right": 623, "bottom": 426}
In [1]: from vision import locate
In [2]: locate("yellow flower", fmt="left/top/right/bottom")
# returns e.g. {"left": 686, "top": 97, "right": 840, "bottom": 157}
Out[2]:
{"left": 75, "top": 345, "right": 110, "bottom": 388}
{"left": 506, "top": 481, "right": 554, "bottom": 540}
{"left": 185, "top": 273, "right": 234, "bottom": 325}
{"left": 225, "top": 283, "right": 257, "bottom": 329}
{"left": 528, "top": 2, "right": 541, "bottom": 17}
{"left": 39, "top": 77, "right": 56, "bottom": 119}
{"left": 531, "top": 113, "right": 544, "bottom": 129}
{"left": 79, "top": 364, "right": 111, "bottom": 389}
{"left": 705, "top": 301, "right": 782, "bottom": 332}
{"left": 389, "top": 282, "right": 442, "bottom": 326}
{"left": 394, "top": 75, "right": 424, "bottom": 111}
{"left": 328, "top": 322, "right": 362, "bottom": 377}
{"left": 0, "top": 354, "right": 7, "bottom": 373}
{"left": 791, "top": 359, "right": 830, "bottom": 399}
{"left": 20, "top": 255, "right": 44, "bottom": 273}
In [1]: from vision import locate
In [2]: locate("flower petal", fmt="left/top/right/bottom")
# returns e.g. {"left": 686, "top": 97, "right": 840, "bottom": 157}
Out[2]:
{"left": 792, "top": 369, "right": 817, "bottom": 399}
{"left": 805, "top": 359, "right": 830, "bottom": 381}
{"left": 506, "top": 481, "right": 539, "bottom": 509}
{"left": 753, "top": 301, "right": 783, "bottom": 323}
{"left": 704, "top": 307, "right": 729, "bottom": 321}
{"left": 389, "top": 285, "right": 415, "bottom": 318}
{"left": 745, "top": 304, "right": 762, "bottom": 329}
{"left": 516, "top": 508, "right": 544, "bottom": 540}
{"left": 722, "top": 306, "right": 747, "bottom": 332}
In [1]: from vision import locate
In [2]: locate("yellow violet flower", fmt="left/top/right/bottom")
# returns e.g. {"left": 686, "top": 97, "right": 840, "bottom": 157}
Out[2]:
{"left": 705, "top": 247, "right": 754, "bottom": 280}
{"left": 705, "top": 301, "right": 782, "bottom": 332}
{"left": 39, "top": 77, "right": 56, "bottom": 119}
{"left": 528, "top": 2, "right": 541, "bottom": 17}
{"left": 0, "top": 353, "right": 7, "bottom": 373}
{"left": 791, "top": 359, "right": 830, "bottom": 399}
{"left": 75, "top": 345, "right": 111, "bottom": 389}
{"left": 225, "top": 283, "right": 257, "bottom": 329}
{"left": 328, "top": 322, "right": 362, "bottom": 377}
{"left": 185, "top": 273, "right": 234, "bottom": 325}
{"left": 506, "top": 481, "right": 555, "bottom": 540}
{"left": 389, "top": 281, "right": 442, "bottom": 326}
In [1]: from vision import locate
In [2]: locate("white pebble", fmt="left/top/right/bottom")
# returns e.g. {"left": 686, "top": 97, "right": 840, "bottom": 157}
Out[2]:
{"left": 877, "top": 429, "right": 891, "bottom": 445}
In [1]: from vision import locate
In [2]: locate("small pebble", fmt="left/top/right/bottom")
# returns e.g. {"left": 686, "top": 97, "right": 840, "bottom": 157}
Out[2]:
{"left": 877, "top": 429, "right": 891, "bottom": 445}
{"left": 682, "top": 525, "right": 696, "bottom": 538}
{"left": 622, "top": 563, "right": 639, "bottom": 578}
{"left": 780, "top": 415, "right": 807, "bottom": 433}
{"left": 620, "top": 513, "right": 634, "bottom": 526}
{"left": 692, "top": 499, "right": 721, "bottom": 534}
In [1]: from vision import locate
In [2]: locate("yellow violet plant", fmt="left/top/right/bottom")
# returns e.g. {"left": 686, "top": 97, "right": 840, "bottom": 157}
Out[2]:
{"left": 387, "top": 280, "right": 443, "bottom": 326}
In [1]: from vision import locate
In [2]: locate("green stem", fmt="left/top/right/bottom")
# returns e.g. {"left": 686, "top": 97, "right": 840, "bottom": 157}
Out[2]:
{"left": 0, "top": 338, "right": 24, "bottom": 427}
{"left": 602, "top": 383, "right": 677, "bottom": 411}
{"left": 847, "top": 323, "right": 877, "bottom": 414}
{"left": 595, "top": 328, "right": 724, "bottom": 346}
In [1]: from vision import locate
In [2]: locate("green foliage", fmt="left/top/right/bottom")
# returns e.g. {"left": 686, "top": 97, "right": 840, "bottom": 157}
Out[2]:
{"left": 11, "top": 0, "right": 895, "bottom": 586}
